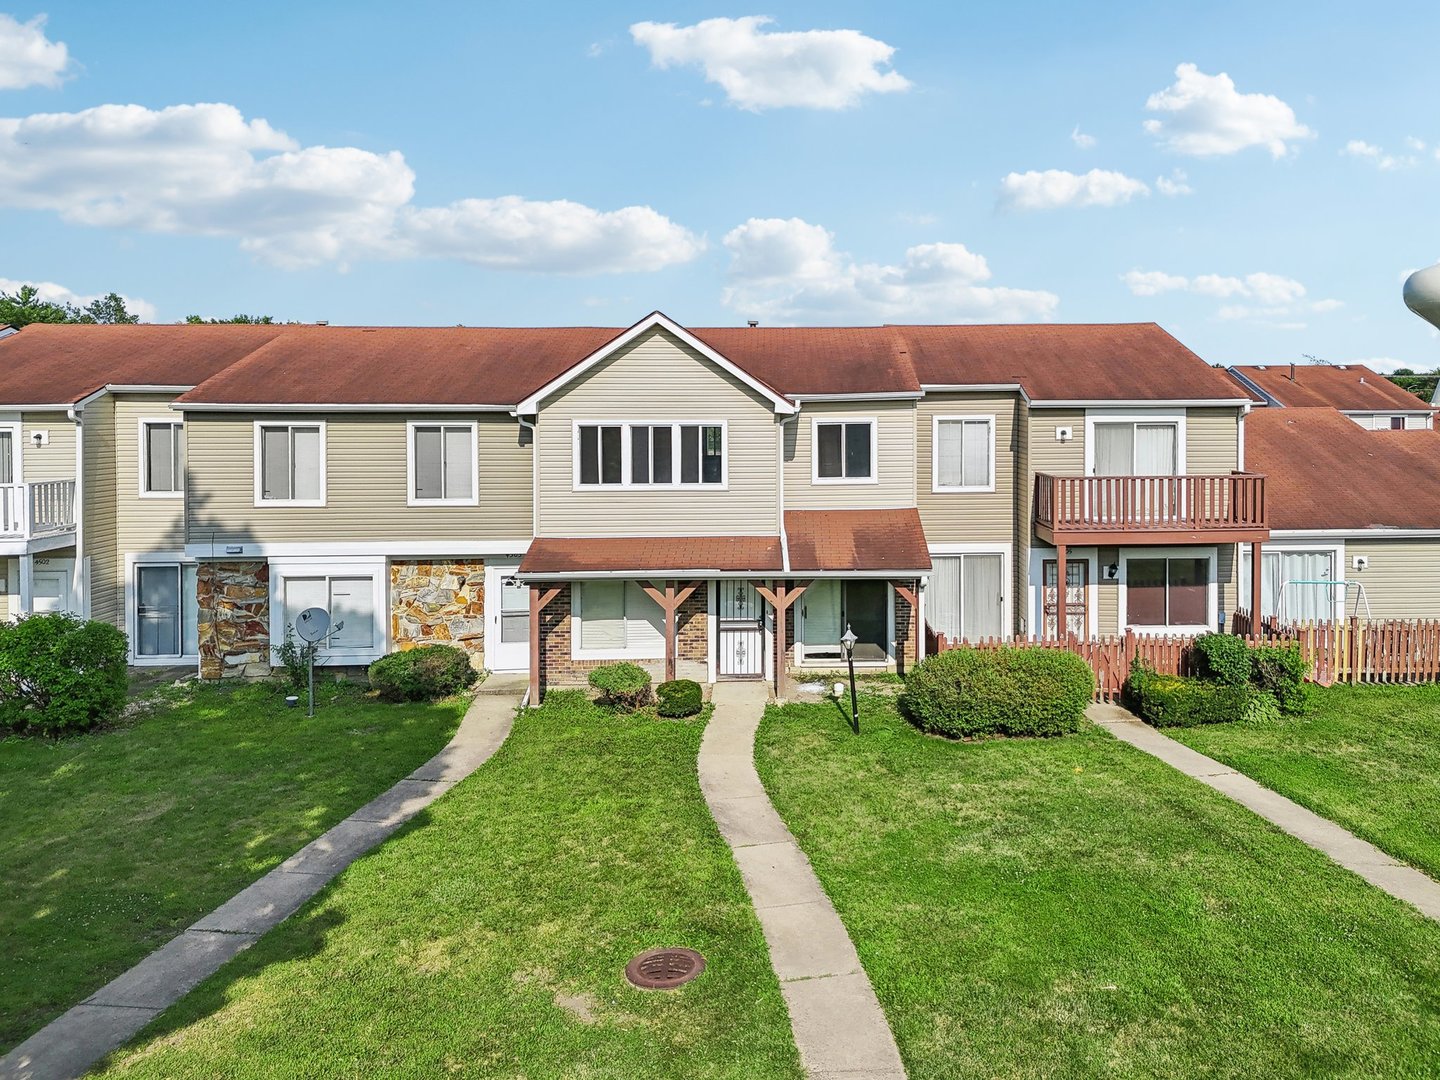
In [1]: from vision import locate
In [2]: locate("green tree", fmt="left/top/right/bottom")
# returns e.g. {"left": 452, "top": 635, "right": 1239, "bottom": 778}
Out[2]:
{"left": 0, "top": 286, "right": 141, "bottom": 327}
{"left": 184, "top": 314, "right": 275, "bottom": 324}
{"left": 74, "top": 292, "right": 140, "bottom": 324}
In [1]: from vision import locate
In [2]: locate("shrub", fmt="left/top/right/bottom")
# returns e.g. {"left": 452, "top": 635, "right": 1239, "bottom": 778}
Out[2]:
{"left": 588, "top": 662, "right": 652, "bottom": 711}
{"left": 1125, "top": 660, "right": 1260, "bottom": 728}
{"left": 1251, "top": 643, "right": 1311, "bottom": 715}
{"left": 656, "top": 678, "right": 703, "bottom": 718}
{"left": 900, "top": 646, "right": 1094, "bottom": 739}
{"left": 1194, "top": 632, "right": 1252, "bottom": 686}
{"left": 367, "top": 645, "right": 476, "bottom": 702}
{"left": 0, "top": 613, "right": 128, "bottom": 736}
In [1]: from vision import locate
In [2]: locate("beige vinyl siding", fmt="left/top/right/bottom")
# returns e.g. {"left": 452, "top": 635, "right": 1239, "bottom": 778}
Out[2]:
{"left": 536, "top": 327, "right": 778, "bottom": 537}
{"left": 0, "top": 557, "right": 16, "bottom": 619}
{"left": 1097, "top": 545, "right": 1119, "bottom": 635}
{"left": 82, "top": 394, "right": 120, "bottom": 626}
{"left": 1026, "top": 408, "right": 1083, "bottom": 554}
{"left": 22, "top": 412, "right": 76, "bottom": 481}
{"left": 1185, "top": 408, "right": 1241, "bottom": 473}
{"left": 1216, "top": 543, "right": 1238, "bottom": 621}
{"left": 784, "top": 399, "right": 916, "bottom": 510}
{"left": 917, "top": 393, "right": 1020, "bottom": 543}
{"left": 116, "top": 395, "right": 187, "bottom": 553}
{"left": 186, "top": 413, "right": 533, "bottom": 545}
{"left": 1346, "top": 538, "right": 1440, "bottom": 620}
{"left": 1348, "top": 413, "right": 1430, "bottom": 431}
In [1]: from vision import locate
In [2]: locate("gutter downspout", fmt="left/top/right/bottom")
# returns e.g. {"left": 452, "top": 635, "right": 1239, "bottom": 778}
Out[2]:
{"left": 67, "top": 396, "right": 91, "bottom": 619}
{"left": 516, "top": 414, "right": 538, "bottom": 540}
{"left": 777, "top": 410, "right": 798, "bottom": 573}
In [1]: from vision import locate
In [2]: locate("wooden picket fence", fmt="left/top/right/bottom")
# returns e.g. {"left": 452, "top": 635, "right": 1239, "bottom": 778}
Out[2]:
{"left": 926, "top": 614, "right": 1440, "bottom": 702}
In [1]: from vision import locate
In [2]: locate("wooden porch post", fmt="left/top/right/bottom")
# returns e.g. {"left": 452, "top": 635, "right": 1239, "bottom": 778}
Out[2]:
{"left": 755, "top": 580, "right": 810, "bottom": 700}
{"left": 528, "top": 584, "right": 562, "bottom": 707}
{"left": 639, "top": 580, "right": 700, "bottom": 685}
{"left": 1055, "top": 544, "right": 1068, "bottom": 640}
{"left": 1250, "top": 540, "right": 1264, "bottom": 636}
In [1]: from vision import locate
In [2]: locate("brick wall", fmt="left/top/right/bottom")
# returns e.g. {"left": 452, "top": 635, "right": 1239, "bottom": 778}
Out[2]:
{"left": 540, "top": 581, "right": 709, "bottom": 687}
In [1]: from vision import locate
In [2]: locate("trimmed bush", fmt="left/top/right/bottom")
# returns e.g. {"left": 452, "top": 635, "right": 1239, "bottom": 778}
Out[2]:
{"left": 1251, "top": 642, "right": 1311, "bottom": 715}
{"left": 1194, "top": 632, "right": 1252, "bottom": 686}
{"left": 367, "top": 645, "right": 476, "bottom": 703}
{"left": 1125, "top": 661, "right": 1260, "bottom": 727}
{"left": 0, "top": 613, "right": 128, "bottom": 736}
{"left": 900, "top": 646, "right": 1094, "bottom": 739}
{"left": 656, "top": 678, "right": 703, "bottom": 718}
{"left": 588, "top": 662, "right": 652, "bottom": 711}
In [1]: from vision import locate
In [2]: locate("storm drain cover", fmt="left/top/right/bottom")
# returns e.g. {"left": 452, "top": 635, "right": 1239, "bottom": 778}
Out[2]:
{"left": 625, "top": 947, "right": 706, "bottom": 990}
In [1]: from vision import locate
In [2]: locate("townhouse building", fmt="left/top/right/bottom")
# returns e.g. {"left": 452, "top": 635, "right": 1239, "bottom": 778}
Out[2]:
{"left": 1228, "top": 362, "right": 1436, "bottom": 430}
{"left": 0, "top": 312, "right": 1272, "bottom": 699}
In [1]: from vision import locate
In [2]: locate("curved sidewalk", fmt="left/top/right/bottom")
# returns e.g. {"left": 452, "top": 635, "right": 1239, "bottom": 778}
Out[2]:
{"left": 700, "top": 682, "right": 905, "bottom": 1080}
{"left": 1, "top": 680, "right": 524, "bottom": 1080}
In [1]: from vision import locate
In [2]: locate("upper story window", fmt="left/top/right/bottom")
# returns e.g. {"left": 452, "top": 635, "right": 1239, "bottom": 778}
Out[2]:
{"left": 1092, "top": 421, "right": 1178, "bottom": 476}
{"left": 140, "top": 419, "right": 185, "bottom": 497}
{"left": 0, "top": 425, "right": 16, "bottom": 485}
{"left": 814, "top": 419, "right": 875, "bottom": 483}
{"left": 1390, "top": 416, "right": 1406, "bottom": 430}
{"left": 255, "top": 422, "right": 325, "bottom": 506}
{"left": 409, "top": 422, "right": 477, "bottom": 505}
{"left": 575, "top": 422, "right": 725, "bottom": 488}
{"left": 933, "top": 416, "right": 994, "bottom": 492}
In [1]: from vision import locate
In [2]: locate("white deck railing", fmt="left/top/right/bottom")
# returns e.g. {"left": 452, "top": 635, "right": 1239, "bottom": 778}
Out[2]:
{"left": 0, "top": 480, "right": 77, "bottom": 538}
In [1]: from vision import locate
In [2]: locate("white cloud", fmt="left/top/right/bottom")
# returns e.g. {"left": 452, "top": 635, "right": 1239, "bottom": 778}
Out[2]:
{"left": 1143, "top": 63, "right": 1313, "bottom": 157}
{"left": 1405, "top": 136, "right": 1426, "bottom": 152}
{"left": 1155, "top": 168, "right": 1193, "bottom": 196}
{"left": 0, "top": 102, "right": 703, "bottom": 272}
{"left": 1124, "top": 266, "right": 1339, "bottom": 327}
{"left": 629, "top": 16, "right": 910, "bottom": 111}
{"left": 0, "top": 14, "right": 70, "bottom": 90}
{"left": 722, "top": 217, "right": 1057, "bottom": 323}
{"left": 0, "top": 276, "right": 157, "bottom": 321}
{"left": 1342, "top": 138, "right": 1415, "bottom": 170}
{"left": 997, "top": 168, "right": 1149, "bottom": 211}
{"left": 1070, "top": 125, "right": 1096, "bottom": 149}
{"left": 1353, "top": 356, "right": 1412, "bottom": 373}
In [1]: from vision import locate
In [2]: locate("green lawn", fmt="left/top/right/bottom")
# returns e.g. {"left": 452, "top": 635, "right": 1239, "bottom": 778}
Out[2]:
{"left": 1172, "top": 683, "right": 1440, "bottom": 879}
{"left": 756, "top": 691, "right": 1440, "bottom": 1079}
{"left": 0, "top": 679, "right": 467, "bottom": 1054}
{"left": 96, "top": 691, "right": 801, "bottom": 1079}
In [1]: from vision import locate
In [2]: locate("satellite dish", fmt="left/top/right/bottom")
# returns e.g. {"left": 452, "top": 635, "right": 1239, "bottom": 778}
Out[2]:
{"left": 1403, "top": 263, "right": 1440, "bottom": 330}
{"left": 295, "top": 607, "right": 331, "bottom": 643}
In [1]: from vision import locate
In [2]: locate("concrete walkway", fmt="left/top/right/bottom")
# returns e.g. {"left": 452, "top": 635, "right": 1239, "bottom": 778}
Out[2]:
{"left": 700, "top": 683, "right": 906, "bottom": 1080}
{"left": 1091, "top": 702, "right": 1440, "bottom": 922}
{"left": 1, "top": 679, "right": 524, "bottom": 1080}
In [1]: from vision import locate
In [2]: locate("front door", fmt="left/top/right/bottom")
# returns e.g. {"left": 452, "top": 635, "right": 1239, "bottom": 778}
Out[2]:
{"left": 798, "top": 580, "right": 889, "bottom": 662}
{"left": 716, "top": 578, "right": 764, "bottom": 679}
{"left": 485, "top": 559, "right": 529, "bottom": 672}
{"left": 1043, "top": 559, "right": 1088, "bottom": 638}
{"left": 32, "top": 558, "right": 76, "bottom": 615}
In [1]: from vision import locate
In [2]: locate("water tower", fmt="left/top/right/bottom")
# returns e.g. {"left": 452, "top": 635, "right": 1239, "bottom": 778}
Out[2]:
{"left": 1404, "top": 263, "right": 1440, "bottom": 331}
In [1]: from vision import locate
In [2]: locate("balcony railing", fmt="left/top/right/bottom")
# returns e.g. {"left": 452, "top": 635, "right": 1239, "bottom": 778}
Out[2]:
{"left": 1035, "top": 472, "right": 1267, "bottom": 538}
{"left": 0, "top": 480, "right": 77, "bottom": 539}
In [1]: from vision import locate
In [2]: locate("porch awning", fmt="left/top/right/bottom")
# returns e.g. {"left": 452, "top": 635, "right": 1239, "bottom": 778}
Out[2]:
{"left": 784, "top": 509, "right": 931, "bottom": 576}
{"left": 518, "top": 535, "right": 784, "bottom": 579}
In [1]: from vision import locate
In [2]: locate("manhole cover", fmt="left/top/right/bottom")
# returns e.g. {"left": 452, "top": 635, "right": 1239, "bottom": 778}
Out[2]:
{"left": 625, "top": 947, "right": 706, "bottom": 990}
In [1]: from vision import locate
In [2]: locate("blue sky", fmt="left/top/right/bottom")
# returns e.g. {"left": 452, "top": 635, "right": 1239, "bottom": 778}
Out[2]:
{"left": 1, "top": 1, "right": 1438, "bottom": 369}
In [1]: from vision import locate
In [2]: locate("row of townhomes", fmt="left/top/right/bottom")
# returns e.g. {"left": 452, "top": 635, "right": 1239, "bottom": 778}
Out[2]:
{"left": 0, "top": 312, "right": 1436, "bottom": 700}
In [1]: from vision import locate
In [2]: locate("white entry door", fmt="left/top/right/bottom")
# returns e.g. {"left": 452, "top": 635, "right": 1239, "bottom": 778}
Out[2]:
{"left": 32, "top": 558, "right": 76, "bottom": 615}
{"left": 484, "top": 558, "right": 529, "bottom": 672}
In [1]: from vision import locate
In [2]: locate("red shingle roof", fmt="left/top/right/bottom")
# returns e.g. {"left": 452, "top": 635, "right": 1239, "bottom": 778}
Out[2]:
{"left": 1232, "top": 363, "right": 1433, "bottom": 412}
{"left": 1246, "top": 408, "right": 1440, "bottom": 530}
{"left": 784, "top": 509, "right": 931, "bottom": 573}
{"left": 519, "top": 536, "right": 783, "bottom": 576}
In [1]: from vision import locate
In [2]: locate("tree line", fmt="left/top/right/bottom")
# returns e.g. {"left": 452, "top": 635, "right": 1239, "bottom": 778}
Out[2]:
{"left": 0, "top": 284, "right": 273, "bottom": 328}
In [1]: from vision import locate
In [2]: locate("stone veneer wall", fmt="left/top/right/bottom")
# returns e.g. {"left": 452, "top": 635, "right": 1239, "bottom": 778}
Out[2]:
{"left": 390, "top": 560, "right": 486, "bottom": 667}
{"left": 539, "top": 582, "right": 708, "bottom": 687}
{"left": 198, "top": 561, "right": 270, "bottom": 679}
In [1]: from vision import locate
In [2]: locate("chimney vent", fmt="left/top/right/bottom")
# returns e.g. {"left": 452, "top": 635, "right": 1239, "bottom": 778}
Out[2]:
{"left": 747, "top": 319, "right": 759, "bottom": 328}
{"left": 1289, "top": 362, "right": 1295, "bottom": 382}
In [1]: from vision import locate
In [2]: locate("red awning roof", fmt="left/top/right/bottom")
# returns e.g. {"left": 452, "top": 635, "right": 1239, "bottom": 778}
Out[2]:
{"left": 519, "top": 535, "right": 784, "bottom": 577}
{"left": 784, "top": 509, "right": 931, "bottom": 574}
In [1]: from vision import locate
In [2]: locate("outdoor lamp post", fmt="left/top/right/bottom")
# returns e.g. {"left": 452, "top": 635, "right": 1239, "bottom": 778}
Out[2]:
{"left": 840, "top": 623, "right": 859, "bottom": 734}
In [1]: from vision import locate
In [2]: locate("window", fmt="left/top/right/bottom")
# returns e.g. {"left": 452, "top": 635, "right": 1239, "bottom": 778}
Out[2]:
{"left": 0, "top": 426, "right": 15, "bottom": 485}
{"left": 1093, "top": 421, "right": 1179, "bottom": 475}
{"left": 135, "top": 562, "right": 199, "bottom": 658}
{"left": 573, "top": 580, "right": 664, "bottom": 657}
{"left": 814, "top": 419, "right": 875, "bottom": 482}
{"left": 933, "top": 417, "right": 994, "bottom": 491}
{"left": 1391, "top": 416, "right": 1406, "bottom": 430}
{"left": 1126, "top": 555, "right": 1210, "bottom": 629}
{"left": 256, "top": 423, "right": 324, "bottom": 504}
{"left": 409, "top": 423, "right": 476, "bottom": 504}
{"left": 281, "top": 574, "right": 376, "bottom": 653}
{"left": 1241, "top": 548, "right": 1337, "bottom": 623}
{"left": 141, "top": 420, "right": 184, "bottom": 496}
{"left": 929, "top": 553, "right": 1004, "bottom": 641}
{"left": 575, "top": 422, "right": 725, "bottom": 488}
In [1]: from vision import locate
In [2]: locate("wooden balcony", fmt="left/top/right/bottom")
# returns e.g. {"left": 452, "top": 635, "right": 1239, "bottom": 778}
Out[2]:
{"left": 0, "top": 480, "right": 77, "bottom": 540}
{"left": 1034, "top": 472, "right": 1269, "bottom": 545}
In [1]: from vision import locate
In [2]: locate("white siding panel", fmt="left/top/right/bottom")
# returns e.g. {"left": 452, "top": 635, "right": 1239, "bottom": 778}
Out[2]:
{"left": 783, "top": 399, "right": 916, "bottom": 510}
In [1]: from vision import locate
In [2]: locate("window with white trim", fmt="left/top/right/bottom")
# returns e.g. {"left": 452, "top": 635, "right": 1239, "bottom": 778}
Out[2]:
{"left": 814, "top": 420, "right": 875, "bottom": 482}
{"left": 0, "top": 425, "right": 16, "bottom": 485}
{"left": 576, "top": 423, "right": 724, "bottom": 488}
{"left": 1093, "top": 421, "right": 1178, "bottom": 475}
{"left": 933, "top": 417, "right": 994, "bottom": 491}
{"left": 281, "top": 574, "right": 376, "bottom": 653}
{"left": 134, "top": 562, "right": 199, "bottom": 658}
{"left": 928, "top": 553, "right": 1004, "bottom": 640}
{"left": 1240, "top": 548, "right": 1338, "bottom": 623}
{"left": 257, "top": 424, "right": 324, "bottom": 504}
{"left": 410, "top": 423, "right": 476, "bottom": 504}
{"left": 573, "top": 580, "right": 664, "bottom": 657}
{"left": 141, "top": 420, "right": 184, "bottom": 495}
{"left": 1127, "top": 556, "right": 1209, "bottom": 628}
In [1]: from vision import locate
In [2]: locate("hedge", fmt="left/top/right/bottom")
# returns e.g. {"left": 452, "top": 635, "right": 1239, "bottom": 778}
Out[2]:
{"left": 1125, "top": 661, "right": 1263, "bottom": 727}
{"left": 588, "top": 662, "right": 652, "bottom": 711}
{"left": 900, "top": 646, "right": 1095, "bottom": 739}
{"left": 367, "top": 645, "right": 476, "bottom": 702}
{"left": 0, "top": 613, "right": 128, "bottom": 736}
{"left": 656, "top": 678, "right": 703, "bottom": 717}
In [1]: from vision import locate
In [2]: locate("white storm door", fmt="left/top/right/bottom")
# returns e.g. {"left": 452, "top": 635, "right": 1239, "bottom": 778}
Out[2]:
{"left": 485, "top": 559, "right": 529, "bottom": 672}
{"left": 32, "top": 570, "right": 71, "bottom": 615}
